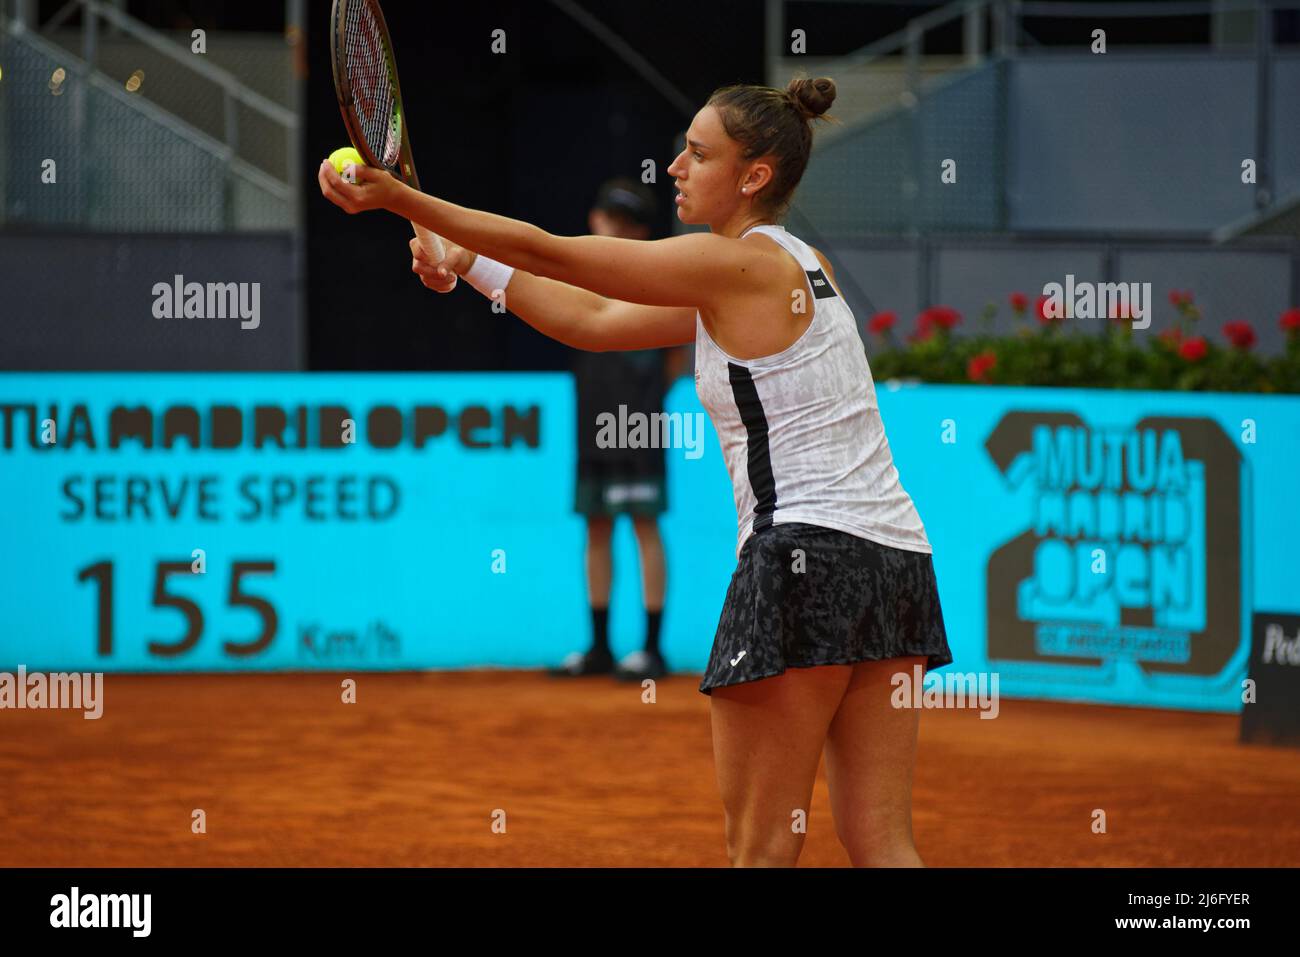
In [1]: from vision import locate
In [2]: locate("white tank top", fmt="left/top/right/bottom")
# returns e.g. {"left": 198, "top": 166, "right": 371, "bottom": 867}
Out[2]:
{"left": 693, "top": 224, "right": 932, "bottom": 560}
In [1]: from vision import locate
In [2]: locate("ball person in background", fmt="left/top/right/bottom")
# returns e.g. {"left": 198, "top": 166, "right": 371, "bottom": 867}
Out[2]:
{"left": 552, "top": 177, "right": 685, "bottom": 681}
{"left": 321, "top": 76, "right": 953, "bottom": 867}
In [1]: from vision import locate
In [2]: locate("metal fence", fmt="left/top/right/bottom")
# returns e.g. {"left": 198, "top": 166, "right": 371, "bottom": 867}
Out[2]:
{"left": 0, "top": 1, "right": 300, "bottom": 232}
{"left": 791, "top": 50, "right": 1300, "bottom": 237}
{"left": 780, "top": 0, "right": 1300, "bottom": 237}
{"left": 795, "top": 58, "right": 1006, "bottom": 235}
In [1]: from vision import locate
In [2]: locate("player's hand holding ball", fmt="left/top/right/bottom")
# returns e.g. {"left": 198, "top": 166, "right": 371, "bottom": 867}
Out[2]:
{"left": 410, "top": 237, "right": 472, "bottom": 294}
{"left": 318, "top": 149, "right": 402, "bottom": 215}
{"left": 328, "top": 146, "right": 366, "bottom": 184}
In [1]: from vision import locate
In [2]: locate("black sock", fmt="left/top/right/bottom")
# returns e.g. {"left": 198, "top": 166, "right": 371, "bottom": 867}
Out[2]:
{"left": 590, "top": 606, "right": 610, "bottom": 655}
{"left": 644, "top": 609, "right": 662, "bottom": 655}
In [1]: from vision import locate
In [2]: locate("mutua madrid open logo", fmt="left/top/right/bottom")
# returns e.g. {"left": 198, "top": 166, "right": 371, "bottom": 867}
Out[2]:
{"left": 983, "top": 413, "right": 1247, "bottom": 676}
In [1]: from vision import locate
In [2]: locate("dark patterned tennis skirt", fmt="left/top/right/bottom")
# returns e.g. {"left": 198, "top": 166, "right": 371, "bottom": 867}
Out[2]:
{"left": 699, "top": 522, "right": 953, "bottom": 696}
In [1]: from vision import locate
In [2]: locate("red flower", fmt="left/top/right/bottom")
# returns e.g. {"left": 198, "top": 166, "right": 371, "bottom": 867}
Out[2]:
{"left": 1221, "top": 320, "right": 1256, "bottom": 350}
{"left": 967, "top": 350, "right": 997, "bottom": 383}
{"left": 1178, "top": 336, "right": 1208, "bottom": 362}
{"left": 1109, "top": 300, "right": 1132, "bottom": 322}
{"left": 918, "top": 305, "right": 961, "bottom": 330}
{"left": 1035, "top": 294, "right": 1061, "bottom": 325}
{"left": 908, "top": 311, "right": 934, "bottom": 343}
{"left": 1280, "top": 308, "right": 1300, "bottom": 332}
{"left": 1009, "top": 292, "right": 1028, "bottom": 314}
{"left": 1169, "top": 289, "right": 1194, "bottom": 308}
{"left": 911, "top": 306, "right": 960, "bottom": 343}
{"left": 868, "top": 311, "right": 897, "bottom": 335}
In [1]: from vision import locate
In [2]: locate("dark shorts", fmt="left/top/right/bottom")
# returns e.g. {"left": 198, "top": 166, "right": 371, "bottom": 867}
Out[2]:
{"left": 699, "top": 522, "right": 953, "bottom": 696}
{"left": 574, "top": 473, "right": 667, "bottom": 517}
{"left": 573, "top": 349, "right": 668, "bottom": 518}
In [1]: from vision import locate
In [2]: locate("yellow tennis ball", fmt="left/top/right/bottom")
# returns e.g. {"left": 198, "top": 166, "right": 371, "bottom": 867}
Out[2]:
{"left": 329, "top": 147, "right": 366, "bottom": 182}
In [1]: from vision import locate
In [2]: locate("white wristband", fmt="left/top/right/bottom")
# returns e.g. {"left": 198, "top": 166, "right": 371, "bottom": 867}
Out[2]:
{"left": 465, "top": 254, "right": 515, "bottom": 300}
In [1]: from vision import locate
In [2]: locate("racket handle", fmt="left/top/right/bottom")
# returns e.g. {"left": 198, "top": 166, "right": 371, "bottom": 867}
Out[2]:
{"left": 412, "top": 223, "right": 447, "bottom": 264}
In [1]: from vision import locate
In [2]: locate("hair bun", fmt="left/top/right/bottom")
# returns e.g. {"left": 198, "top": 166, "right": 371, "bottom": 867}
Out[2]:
{"left": 787, "top": 76, "right": 836, "bottom": 120}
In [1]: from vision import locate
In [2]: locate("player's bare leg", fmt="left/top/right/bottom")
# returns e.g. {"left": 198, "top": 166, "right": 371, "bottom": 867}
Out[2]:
{"left": 823, "top": 656, "right": 926, "bottom": 867}
{"left": 710, "top": 665, "right": 852, "bottom": 866}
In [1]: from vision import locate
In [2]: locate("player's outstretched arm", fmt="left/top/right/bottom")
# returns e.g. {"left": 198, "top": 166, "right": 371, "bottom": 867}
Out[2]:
{"left": 409, "top": 238, "right": 695, "bottom": 352}
{"left": 317, "top": 161, "right": 768, "bottom": 313}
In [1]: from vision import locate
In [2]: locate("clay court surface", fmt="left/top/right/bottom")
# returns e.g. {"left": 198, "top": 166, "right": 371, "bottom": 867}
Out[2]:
{"left": 2, "top": 672, "right": 1296, "bottom": 867}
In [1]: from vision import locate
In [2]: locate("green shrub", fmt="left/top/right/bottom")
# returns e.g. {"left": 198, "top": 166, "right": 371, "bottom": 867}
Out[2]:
{"left": 863, "top": 298, "right": 1300, "bottom": 393}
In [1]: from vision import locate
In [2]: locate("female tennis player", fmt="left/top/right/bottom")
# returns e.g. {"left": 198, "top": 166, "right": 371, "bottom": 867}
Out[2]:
{"left": 319, "top": 76, "right": 953, "bottom": 867}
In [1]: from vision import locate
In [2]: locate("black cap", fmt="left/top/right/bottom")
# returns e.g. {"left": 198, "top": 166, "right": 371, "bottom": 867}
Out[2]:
{"left": 593, "top": 177, "right": 657, "bottom": 227}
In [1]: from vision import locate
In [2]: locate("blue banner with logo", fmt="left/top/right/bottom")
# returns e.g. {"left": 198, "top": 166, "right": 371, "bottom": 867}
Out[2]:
{"left": 1, "top": 373, "right": 1296, "bottom": 712}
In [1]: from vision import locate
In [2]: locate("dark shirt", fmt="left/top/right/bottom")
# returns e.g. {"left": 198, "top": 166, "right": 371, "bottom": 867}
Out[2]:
{"left": 573, "top": 348, "right": 668, "bottom": 474}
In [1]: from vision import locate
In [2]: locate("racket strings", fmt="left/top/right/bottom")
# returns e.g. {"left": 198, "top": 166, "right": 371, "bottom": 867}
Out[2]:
{"left": 343, "top": 1, "right": 397, "bottom": 168}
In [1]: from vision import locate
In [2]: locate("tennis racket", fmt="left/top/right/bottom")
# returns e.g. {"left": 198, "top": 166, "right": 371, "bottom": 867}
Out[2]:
{"left": 330, "top": 0, "right": 448, "bottom": 265}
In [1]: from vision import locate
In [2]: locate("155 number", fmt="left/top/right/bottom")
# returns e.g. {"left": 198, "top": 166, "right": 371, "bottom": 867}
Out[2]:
{"left": 76, "top": 560, "right": 278, "bottom": 658}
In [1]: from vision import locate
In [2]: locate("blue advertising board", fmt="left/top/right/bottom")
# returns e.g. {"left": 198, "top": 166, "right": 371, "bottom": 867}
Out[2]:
{"left": 1, "top": 373, "right": 1296, "bottom": 712}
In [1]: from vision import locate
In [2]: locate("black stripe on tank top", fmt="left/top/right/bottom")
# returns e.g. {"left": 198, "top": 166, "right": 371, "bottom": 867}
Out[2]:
{"left": 726, "top": 361, "right": 777, "bottom": 532}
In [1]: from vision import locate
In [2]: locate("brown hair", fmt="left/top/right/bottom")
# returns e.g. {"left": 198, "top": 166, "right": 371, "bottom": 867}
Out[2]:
{"left": 705, "top": 75, "right": 839, "bottom": 219}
